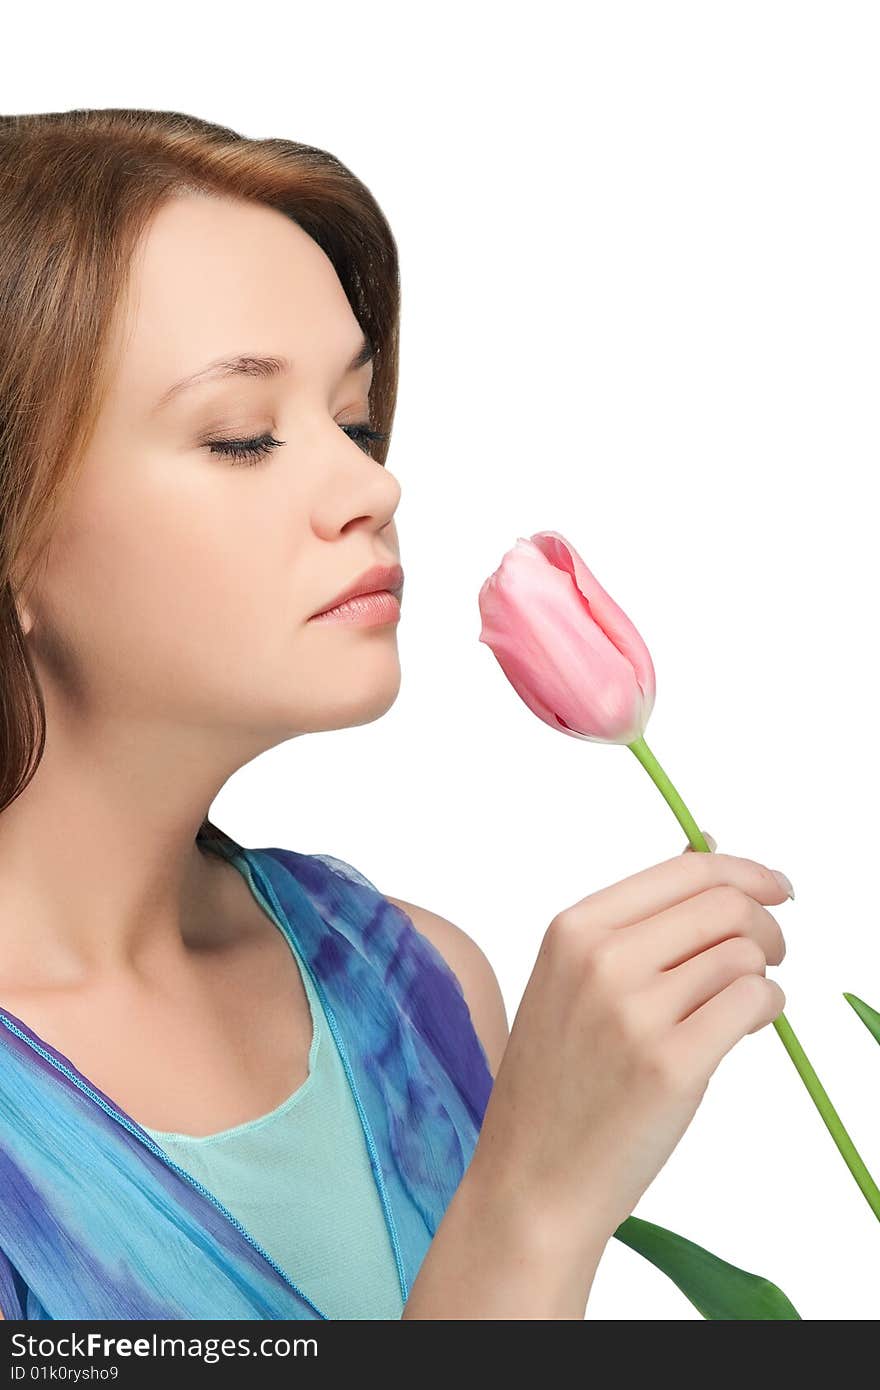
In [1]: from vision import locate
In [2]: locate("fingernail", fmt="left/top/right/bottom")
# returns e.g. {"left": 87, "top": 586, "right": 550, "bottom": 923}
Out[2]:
{"left": 771, "top": 869, "right": 795, "bottom": 901}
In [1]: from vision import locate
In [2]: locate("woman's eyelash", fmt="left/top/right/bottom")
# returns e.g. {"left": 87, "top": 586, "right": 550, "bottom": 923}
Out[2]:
{"left": 345, "top": 423, "right": 390, "bottom": 453}
{"left": 205, "top": 422, "right": 389, "bottom": 468}
{"left": 205, "top": 433, "right": 285, "bottom": 466}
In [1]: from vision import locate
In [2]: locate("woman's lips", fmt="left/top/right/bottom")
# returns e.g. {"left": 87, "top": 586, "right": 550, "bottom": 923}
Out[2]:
{"left": 310, "top": 563, "right": 404, "bottom": 616}
{"left": 307, "top": 589, "right": 402, "bottom": 626}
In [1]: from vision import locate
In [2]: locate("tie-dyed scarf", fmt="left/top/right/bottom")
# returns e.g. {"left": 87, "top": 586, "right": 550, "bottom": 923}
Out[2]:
{"left": 0, "top": 844, "right": 493, "bottom": 1319}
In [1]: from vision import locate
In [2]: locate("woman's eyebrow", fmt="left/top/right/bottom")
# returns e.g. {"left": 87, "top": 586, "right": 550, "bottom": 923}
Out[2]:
{"left": 151, "top": 333, "right": 374, "bottom": 412}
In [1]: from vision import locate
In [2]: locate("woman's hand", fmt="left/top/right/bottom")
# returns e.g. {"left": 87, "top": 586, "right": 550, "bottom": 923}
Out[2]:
{"left": 468, "top": 842, "right": 792, "bottom": 1259}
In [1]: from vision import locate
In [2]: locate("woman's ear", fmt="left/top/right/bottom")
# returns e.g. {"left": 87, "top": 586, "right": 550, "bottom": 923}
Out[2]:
{"left": 10, "top": 554, "right": 40, "bottom": 638}
{"left": 12, "top": 587, "right": 34, "bottom": 636}
{"left": 11, "top": 583, "right": 35, "bottom": 637}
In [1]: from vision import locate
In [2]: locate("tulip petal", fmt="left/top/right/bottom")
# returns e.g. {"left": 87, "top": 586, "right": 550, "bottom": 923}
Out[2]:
{"left": 478, "top": 532, "right": 657, "bottom": 744}
{"left": 530, "top": 530, "right": 657, "bottom": 721}
{"left": 479, "top": 543, "right": 646, "bottom": 741}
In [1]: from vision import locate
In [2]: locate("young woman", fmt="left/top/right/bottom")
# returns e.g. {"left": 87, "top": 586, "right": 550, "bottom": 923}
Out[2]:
{"left": 0, "top": 108, "right": 791, "bottom": 1321}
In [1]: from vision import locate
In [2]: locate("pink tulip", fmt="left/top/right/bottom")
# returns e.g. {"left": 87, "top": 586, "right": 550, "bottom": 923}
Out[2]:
{"left": 478, "top": 530, "right": 656, "bottom": 745}
{"left": 478, "top": 529, "right": 880, "bottom": 1230}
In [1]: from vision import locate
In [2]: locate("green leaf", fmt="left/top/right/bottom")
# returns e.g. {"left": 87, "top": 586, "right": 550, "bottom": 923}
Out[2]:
{"left": 843, "top": 992, "right": 880, "bottom": 1046}
{"left": 613, "top": 1214, "right": 801, "bottom": 1319}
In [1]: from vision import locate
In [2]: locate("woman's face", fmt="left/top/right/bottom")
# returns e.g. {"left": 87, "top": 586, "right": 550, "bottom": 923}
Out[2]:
{"left": 22, "top": 193, "right": 403, "bottom": 749}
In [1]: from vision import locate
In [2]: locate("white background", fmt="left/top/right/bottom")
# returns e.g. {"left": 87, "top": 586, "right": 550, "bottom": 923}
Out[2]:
{"left": 7, "top": 1, "right": 878, "bottom": 1320}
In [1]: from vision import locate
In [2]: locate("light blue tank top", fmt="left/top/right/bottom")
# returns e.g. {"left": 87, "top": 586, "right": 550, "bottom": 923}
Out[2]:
{"left": 142, "top": 869, "right": 405, "bottom": 1320}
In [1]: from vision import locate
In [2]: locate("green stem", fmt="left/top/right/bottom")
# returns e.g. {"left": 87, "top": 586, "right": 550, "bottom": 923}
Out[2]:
{"left": 627, "top": 732, "right": 880, "bottom": 1223}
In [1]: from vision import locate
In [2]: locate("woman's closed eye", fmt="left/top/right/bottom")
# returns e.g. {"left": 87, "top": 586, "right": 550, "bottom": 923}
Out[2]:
{"left": 205, "top": 421, "right": 389, "bottom": 467}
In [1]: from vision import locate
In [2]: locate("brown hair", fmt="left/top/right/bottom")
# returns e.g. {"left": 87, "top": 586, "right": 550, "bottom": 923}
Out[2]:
{"left": 0, "top": 107, "right": 401, "bottom": 857}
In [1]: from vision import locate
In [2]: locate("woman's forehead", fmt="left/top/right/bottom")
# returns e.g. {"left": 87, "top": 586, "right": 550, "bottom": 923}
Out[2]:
{"left": 107, "top": 196, "right": 363, "bottom": 412}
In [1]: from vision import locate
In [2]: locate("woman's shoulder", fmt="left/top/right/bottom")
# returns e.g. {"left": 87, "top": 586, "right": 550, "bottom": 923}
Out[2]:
{"left": 382, "top": 892, "right": 509, "bottom": 1079}
{"left": 303, "top": 851, "right": 509, "bottom": 1078}
{"left": 252, "top": 846, "right": 510, "bottom": 1079}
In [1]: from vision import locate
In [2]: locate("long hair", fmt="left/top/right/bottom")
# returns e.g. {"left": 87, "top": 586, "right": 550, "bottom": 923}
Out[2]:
{"left": 0, "top": 107, "right": 401, "bottom": 856}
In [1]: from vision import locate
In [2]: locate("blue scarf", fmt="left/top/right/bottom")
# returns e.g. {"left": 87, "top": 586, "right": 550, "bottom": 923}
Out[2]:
{"left": 0, "top": 845, "right": 493, "bottom": 1319}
